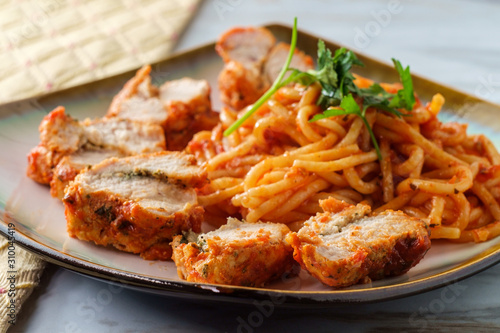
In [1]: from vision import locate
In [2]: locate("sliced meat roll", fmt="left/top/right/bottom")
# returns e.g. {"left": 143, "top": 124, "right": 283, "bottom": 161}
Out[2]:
{"left": 216, "top": 26, "right": 276, "bottom": 67}
{"left": 171, "top": 218, "right": 295, "bottom": 287}
{"left": 159, "top": 77, "right": 219, "bottom": 151}
{"left": 26, "top": 106, "right": 84, "bottom": 184}
{"left": 26, "top": 106, "right": 165, "bottom": 185}
{"left": 107, "top": 65, "right": 218, "bottom": 151}
{"left": 106, "top": 65, "right": 166, "bottom": 126}
{"left": 50, "top": 148, "right": 125, "bottom": 200}
{"left": 63, "top": 151, "right": 206, "bottom": 260}
{"left": 216, "top": 26, "right": 314, "bottom": 110}
{"left": 286, "top": 198, "right": 431, "bottom": 288}
{"left": 216, "top": 27, "right": 276, "bottom": 110}
{"left": 264, "top": 42, "right": 314, "bottom": 83}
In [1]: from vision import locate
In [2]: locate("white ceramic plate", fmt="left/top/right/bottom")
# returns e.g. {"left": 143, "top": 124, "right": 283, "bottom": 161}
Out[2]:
{"left": 1, "top": 25, "right": 500, "bottom": 304}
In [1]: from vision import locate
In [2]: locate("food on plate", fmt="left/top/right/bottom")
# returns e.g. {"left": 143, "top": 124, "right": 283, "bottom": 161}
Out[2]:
{"left": 50, "top": 148, "right": 125, "bottom": 200}
{"left": 25, "top": 19, "right": 500, "bottom": 289}
{"left": 107, "top": 64, "right": 219, "bottom": 151}
{"left": 263, "top": 42, "right": 314, "bottom": 85}
{"left": 216, "top": 26, "right": 313, "bottom": 110}
{"left": 216, "top": 26, "right": 276, "bottom": 110}
{"left": 171, "top": 217, "right": 294, "bottom": 287}
{"left": 160, "top": 77, "right": 219, "bottom": 151}
{"left": 63, "top": 151, "right": 206, "bottom": 260}
{"left": 27, "top": 64, "right": 219, "bottom": 199}
{"left": 26, "top": 106, "right": 165, "bottom": 187}
{"left": 106, "top": 65, "right": 167, "bottom": 128}
{"left": 286, "top": 198, "right": 430, "bottom": 287}
{"left": 191, "top": 21, "right": 500, "bottom": 245}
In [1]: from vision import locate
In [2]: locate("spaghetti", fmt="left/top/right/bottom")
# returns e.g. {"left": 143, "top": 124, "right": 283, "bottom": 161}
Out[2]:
{"left": 188, "top": 80, "right": 500, "bottom": 243}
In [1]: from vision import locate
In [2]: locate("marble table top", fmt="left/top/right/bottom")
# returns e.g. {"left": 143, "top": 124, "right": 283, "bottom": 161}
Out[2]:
{"left": 10, "top": 0, "right": 500, "bottom": 332}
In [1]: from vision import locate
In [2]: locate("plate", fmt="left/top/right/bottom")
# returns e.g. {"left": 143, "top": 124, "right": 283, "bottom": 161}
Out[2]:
{"left": 2, "top": 24, "right": 500, "bottom": 304}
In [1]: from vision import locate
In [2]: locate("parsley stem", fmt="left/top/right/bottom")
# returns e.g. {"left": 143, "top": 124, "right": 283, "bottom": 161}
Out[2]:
{"left": 223, "top": 17, "right": 298, "bottom": 136}
{"left": 359, "top": 115, "right": 382, "bottom": 160}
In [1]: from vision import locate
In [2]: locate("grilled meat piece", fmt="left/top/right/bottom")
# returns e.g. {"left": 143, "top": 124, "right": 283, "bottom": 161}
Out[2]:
{"left": 216, "top": 26, "right": 276, "bottom": 67}
{"left": 286, "top": 198, "right": 431, "bottom": 288}
{"left": 81, "top": 117, "right": 165, "bottom": 155}
{"left": 216, "top": 26, "right": 313, "bottom": 110}
{"left": 106, "top": 65, "right": 165, "bottom": 126}
{"left": 217, "top": 60, "right": 266, "bottom": 111}
{"left": 171, "top": 218, "right": 295, "bottom": 287}
{"left": 26, "top": 106, "right": 83, "bottom": 184}
{"left": 27, "top": 107, "right": 165, "bottom": 185}
{"left": 216, "top": 27, "right": 276, "bottom": 110}
{"left": 107, "top": 65, "right": 218, "bottom": 151}
{"left": 63, "top": 151, "right": 206, "bottom": 260}
{"left": 159, "top": 77, "right": 219, "bottom": 151}
{"left": 263, "top": 42, "right": 315, "bottom": 83}
{"left": 50, "top": 148, "right": 125, "bottom": 200}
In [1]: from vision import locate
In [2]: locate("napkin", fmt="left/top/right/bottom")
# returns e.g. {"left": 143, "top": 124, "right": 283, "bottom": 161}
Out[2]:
{"left": 0, "top": 0, "right": 202, "bottom": 331}
{"left": 0, "top": 237, "right": 45, "bottom": 333}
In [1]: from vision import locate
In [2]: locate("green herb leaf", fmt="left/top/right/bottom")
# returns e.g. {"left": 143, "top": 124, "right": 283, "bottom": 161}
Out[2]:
{"left": 339, "top": 93, "right": 361, "bottom": 114}
{"left": 309, "top": 107, "right": 351, "bottom": 122}
{"left": 353, "top": 83, "right": 404, "bottom": 118}
{"left": 310, "top": 94, "right": 381, "bottom": 160}
{"left": 223, "top": 18, "right": 415, "bottom": 162}
{"left": 285, "top": 42, "right": 363, "bottom": 109}
{"left": 306, "top": 53, "right": 415, "bottom": 159}
{"left": 318, "top": 47, "right": 363, "bottom": 108}
{"left": 316, "top": 40, "right": 338, "bottom": 87}
{"left": 388, "top": 58, "right": 415, "bottom": 111}
{"left": 310, "top": 94, "right": 360, "bottom": 122}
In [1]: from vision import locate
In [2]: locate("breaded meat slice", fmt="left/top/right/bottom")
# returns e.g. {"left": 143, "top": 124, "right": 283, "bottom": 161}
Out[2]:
{"left": 26, "top": 106, "right": 165, "bottom": 185}
{"left": 216, "top": 27, "right": 275, "bottom": 110}
{"left": 107, "top": 65, "right": 218, "bottom": 151}
{"left": 217, "top": 61, "right": 266, "bottom": 111}
{"left": 107, "top": 65, "right": 167, "bottom": 127}
{"left": 171, "top": 218, "right": 295, "bottom": 287}
{"left": 50, "top": 148, "right": 125, "bottom": 200}
{"left": 216, "top": 26, "right": 314, "bottom": 110}
{"left": 26, "top": 106, "right": 83, "bottom": 184}
{"left": 264, "top": 42, "right": 314, "bottom": 83}
{"left": 63, "top": 151, "right": 206, "bottom": 260}
{"left": 286, "top": 198, "right": 431, "bottom": 288}
{"left": 159, "top": 77, "right": 219, "bottom": 151}
{"left": 81, "top": 117, "right": 165, "bottom": 155}
{"left": 216, "top": 26, "right": 276, "bottom": 67}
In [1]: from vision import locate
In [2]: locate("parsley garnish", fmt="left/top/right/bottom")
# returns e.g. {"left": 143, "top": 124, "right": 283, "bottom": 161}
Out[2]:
{"left": 307, "top": 51, "right": 416, "bottom": 159}
{"left": 284, "top": 42, "right": 363, "bottom": 109}
{"left": 388, "top": 58, "right": 416, "bottom": 111}
{"left": 310, "top": 93, "right": 382, "bottom": 159}
{"left": 223, "top": 18, "right": 416, "bottom": 161}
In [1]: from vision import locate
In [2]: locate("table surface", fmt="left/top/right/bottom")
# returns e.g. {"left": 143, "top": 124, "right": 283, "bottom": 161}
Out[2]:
{"left": 10, "top": 0, "right": 500, "bottom": 332}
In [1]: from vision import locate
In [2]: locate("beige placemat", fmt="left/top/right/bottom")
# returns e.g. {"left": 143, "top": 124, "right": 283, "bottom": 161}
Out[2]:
{"left": 0, "top": 0, "right": 201, "bottom": 104}
{"left": 0, "top": 0, "right": 201, "bottom": 331}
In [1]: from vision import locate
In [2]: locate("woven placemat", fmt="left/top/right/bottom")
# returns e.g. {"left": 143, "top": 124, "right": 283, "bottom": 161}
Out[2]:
{"left": 0, "top": 0, "right": 201, "bottom": 104}
{"left": 0, "top": 237, "right": 45, "bottom": 333}
{"left": 0, "top": 0, "right": 201, "bottom": 331}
